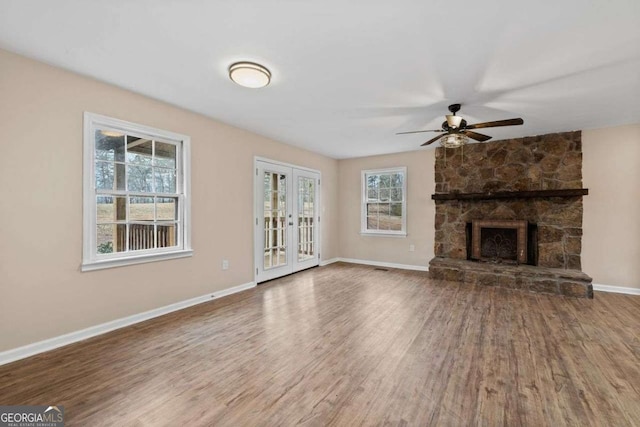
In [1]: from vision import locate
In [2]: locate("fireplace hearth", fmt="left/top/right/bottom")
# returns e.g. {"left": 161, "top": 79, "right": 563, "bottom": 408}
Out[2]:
{"left": 429, "top": 131, "right": 593, "bottom": 298}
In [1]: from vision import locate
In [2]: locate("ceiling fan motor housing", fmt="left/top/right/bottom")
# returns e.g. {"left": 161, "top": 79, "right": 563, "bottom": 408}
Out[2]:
{"left": 442, "top": 119, "right": 467, "bottom": 131}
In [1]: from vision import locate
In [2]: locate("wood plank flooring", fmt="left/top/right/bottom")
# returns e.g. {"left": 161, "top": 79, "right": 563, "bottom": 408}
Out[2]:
{"left": 1, "top": 262, "right": 639, "bottom": 426}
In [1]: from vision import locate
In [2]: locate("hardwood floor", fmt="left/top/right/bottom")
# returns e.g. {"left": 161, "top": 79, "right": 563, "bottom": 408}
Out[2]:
{"left": 1, "top": 263, "right": 639, "bottom": 426}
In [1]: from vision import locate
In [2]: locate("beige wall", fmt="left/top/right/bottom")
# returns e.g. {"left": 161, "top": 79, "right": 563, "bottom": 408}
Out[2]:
{"left": 0, "top": 49, "right": 338, "bottom": 352}
{"left": 583, "top": 125, "right": 640, "bottom": 289}
{"left": 337, "top": 150, "right": 436, "bottom": 267}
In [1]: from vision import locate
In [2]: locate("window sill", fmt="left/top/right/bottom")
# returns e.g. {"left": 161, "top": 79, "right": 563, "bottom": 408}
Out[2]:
{"left": 81, "top": 249, "right": 193, "bottom": 272}
{"left": 360, "top": 232, "right": 407, "bottom": 238}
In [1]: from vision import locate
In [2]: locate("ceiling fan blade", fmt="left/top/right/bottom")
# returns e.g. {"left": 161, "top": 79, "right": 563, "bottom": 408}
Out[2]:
{"left": 421, "top": 134, "right": 446, "bottom": 146}
{"left": 461, "top": 130, "right": 492, "bottom": 142}
{"left": 466, "top": 118, "right": 524, "bottom": 129}
{"left": 396, "top": 129, "right": 445, "bottom": 135}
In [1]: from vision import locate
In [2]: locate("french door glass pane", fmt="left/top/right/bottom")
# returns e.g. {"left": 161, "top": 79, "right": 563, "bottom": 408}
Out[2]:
{"left": 264, "top": 250, "right": 271, "bottom": 269}
{"left": 273, "top": 247, "right": 286, "bottom": 265}
{"left": 297, "top": 176, "right": 315, "bottom": 261}
{"left": 263, "top": 171, "right": 288, "bottom": 269}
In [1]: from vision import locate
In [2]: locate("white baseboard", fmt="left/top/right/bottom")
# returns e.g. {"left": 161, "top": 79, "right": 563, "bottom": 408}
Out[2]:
{"left": 319, "top": 257, "right": 340, "bottom": 266}
{"left": 336, "top": 257, "right": 429, "bottom": 272}
{"left": 593, "top": 283, "right": 640, "bottom": 296}
{"left": 0, "top": 281, "right": 256, "bottom": 367}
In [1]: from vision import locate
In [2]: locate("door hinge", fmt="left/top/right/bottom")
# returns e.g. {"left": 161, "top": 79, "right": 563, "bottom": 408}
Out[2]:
{"left": 256, "top": 268, "right": 258, "bottom": 275}
{"left": 318, "top": 179, "right": 320, "bottom": 185}
{"left": 256, "top": 168, "right": 258, "bottom": 176}
{"left": 318, "top": 216, "right": 320, "bottom": 223}
{"left": 256, "top": 218, "right": 258, "bottom": 226}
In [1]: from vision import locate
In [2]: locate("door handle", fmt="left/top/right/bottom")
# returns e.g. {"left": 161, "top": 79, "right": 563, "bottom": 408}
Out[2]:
{"left": 288, "top": 222, "right": 293, "bottom": 226}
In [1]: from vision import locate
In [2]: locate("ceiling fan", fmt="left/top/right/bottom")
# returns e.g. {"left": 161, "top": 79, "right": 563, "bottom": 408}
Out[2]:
{"left": 396, "top": 104, "right": 524, "bottom": 147}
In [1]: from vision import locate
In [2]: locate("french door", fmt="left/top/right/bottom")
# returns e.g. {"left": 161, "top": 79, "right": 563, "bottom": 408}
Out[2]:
{"left": 255, "top": 159, "right": 320, "bottom": 283}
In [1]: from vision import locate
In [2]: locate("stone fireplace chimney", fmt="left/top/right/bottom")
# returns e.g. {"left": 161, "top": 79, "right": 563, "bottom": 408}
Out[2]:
{"left": 429, "top": 131, "right": 593, "bottom": 298}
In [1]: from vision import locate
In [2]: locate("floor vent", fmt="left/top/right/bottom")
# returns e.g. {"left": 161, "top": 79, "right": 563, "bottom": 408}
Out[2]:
{"left": 374, "top": 267, "right": 389, "bottom": 271}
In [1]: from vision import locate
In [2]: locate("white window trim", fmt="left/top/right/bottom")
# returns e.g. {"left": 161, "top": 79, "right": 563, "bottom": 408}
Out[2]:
{"left": 361, "top": 166, "right": 407, "bottom": 237}
{"left": 82, "top": 112, "right": 192, "bottom": 272}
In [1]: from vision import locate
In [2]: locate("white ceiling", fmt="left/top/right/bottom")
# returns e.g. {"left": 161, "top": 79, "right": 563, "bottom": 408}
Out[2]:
{"left": 1, "top": 0, "right": 639, "bottom": 158}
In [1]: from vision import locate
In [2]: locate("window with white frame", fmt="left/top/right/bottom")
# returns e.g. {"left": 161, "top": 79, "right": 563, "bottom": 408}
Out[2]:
{"left": 361, "top": 167, "right": 407, "bottom": 236}
{"left": 82, "top": 113, "right": 191, "bottom": 271}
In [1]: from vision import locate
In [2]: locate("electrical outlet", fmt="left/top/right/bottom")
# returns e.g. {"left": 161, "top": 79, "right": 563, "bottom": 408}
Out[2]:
{"left": 222, "top": 259, "right": 229, "bottom": 270}
{"left": 409, "top": 244, "right": 415, "bottom": 252}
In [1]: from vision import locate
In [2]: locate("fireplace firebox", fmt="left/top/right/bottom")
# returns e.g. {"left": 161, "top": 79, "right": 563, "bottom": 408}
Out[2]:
{"left": 468, "top": 220, "right": 532, "bottom": 265}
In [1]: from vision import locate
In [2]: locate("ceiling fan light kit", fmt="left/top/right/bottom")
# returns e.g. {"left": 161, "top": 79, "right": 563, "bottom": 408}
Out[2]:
{"left": 228, "top": 61, "right": 271, "bottom": 88}
{"left": 397, "top": 103, "right": 524, "bottom": 148}
{"left": 441, "top": 133, "right": 469, "bottom": 148}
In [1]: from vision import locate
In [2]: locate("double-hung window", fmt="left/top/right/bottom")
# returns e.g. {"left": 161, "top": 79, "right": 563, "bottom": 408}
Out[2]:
{"left": 361, "top": 167, "right": 407, "bottom": 236}
{"left": 82, "top": 113, "right": 191, "bottom": 271}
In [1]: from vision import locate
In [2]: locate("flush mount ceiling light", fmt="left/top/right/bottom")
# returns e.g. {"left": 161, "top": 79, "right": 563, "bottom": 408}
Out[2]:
{"left": 228, "top": 62, "right": 271, "bottom": 88}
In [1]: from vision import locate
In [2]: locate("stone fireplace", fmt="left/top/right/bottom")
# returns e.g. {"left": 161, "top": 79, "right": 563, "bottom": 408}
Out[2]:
{"left": 428, "top": 131, "right": 593, "bottom": 298}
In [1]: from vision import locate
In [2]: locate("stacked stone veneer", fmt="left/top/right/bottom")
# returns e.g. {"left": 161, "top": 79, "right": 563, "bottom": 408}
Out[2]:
{"left": 429, "top": 131, "right": 593, "bottom": 298}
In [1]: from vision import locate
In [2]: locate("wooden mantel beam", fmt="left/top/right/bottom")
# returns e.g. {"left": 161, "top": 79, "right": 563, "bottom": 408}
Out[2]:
{"left": 431, "top": 188, "right": 589, "bottom": 201}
